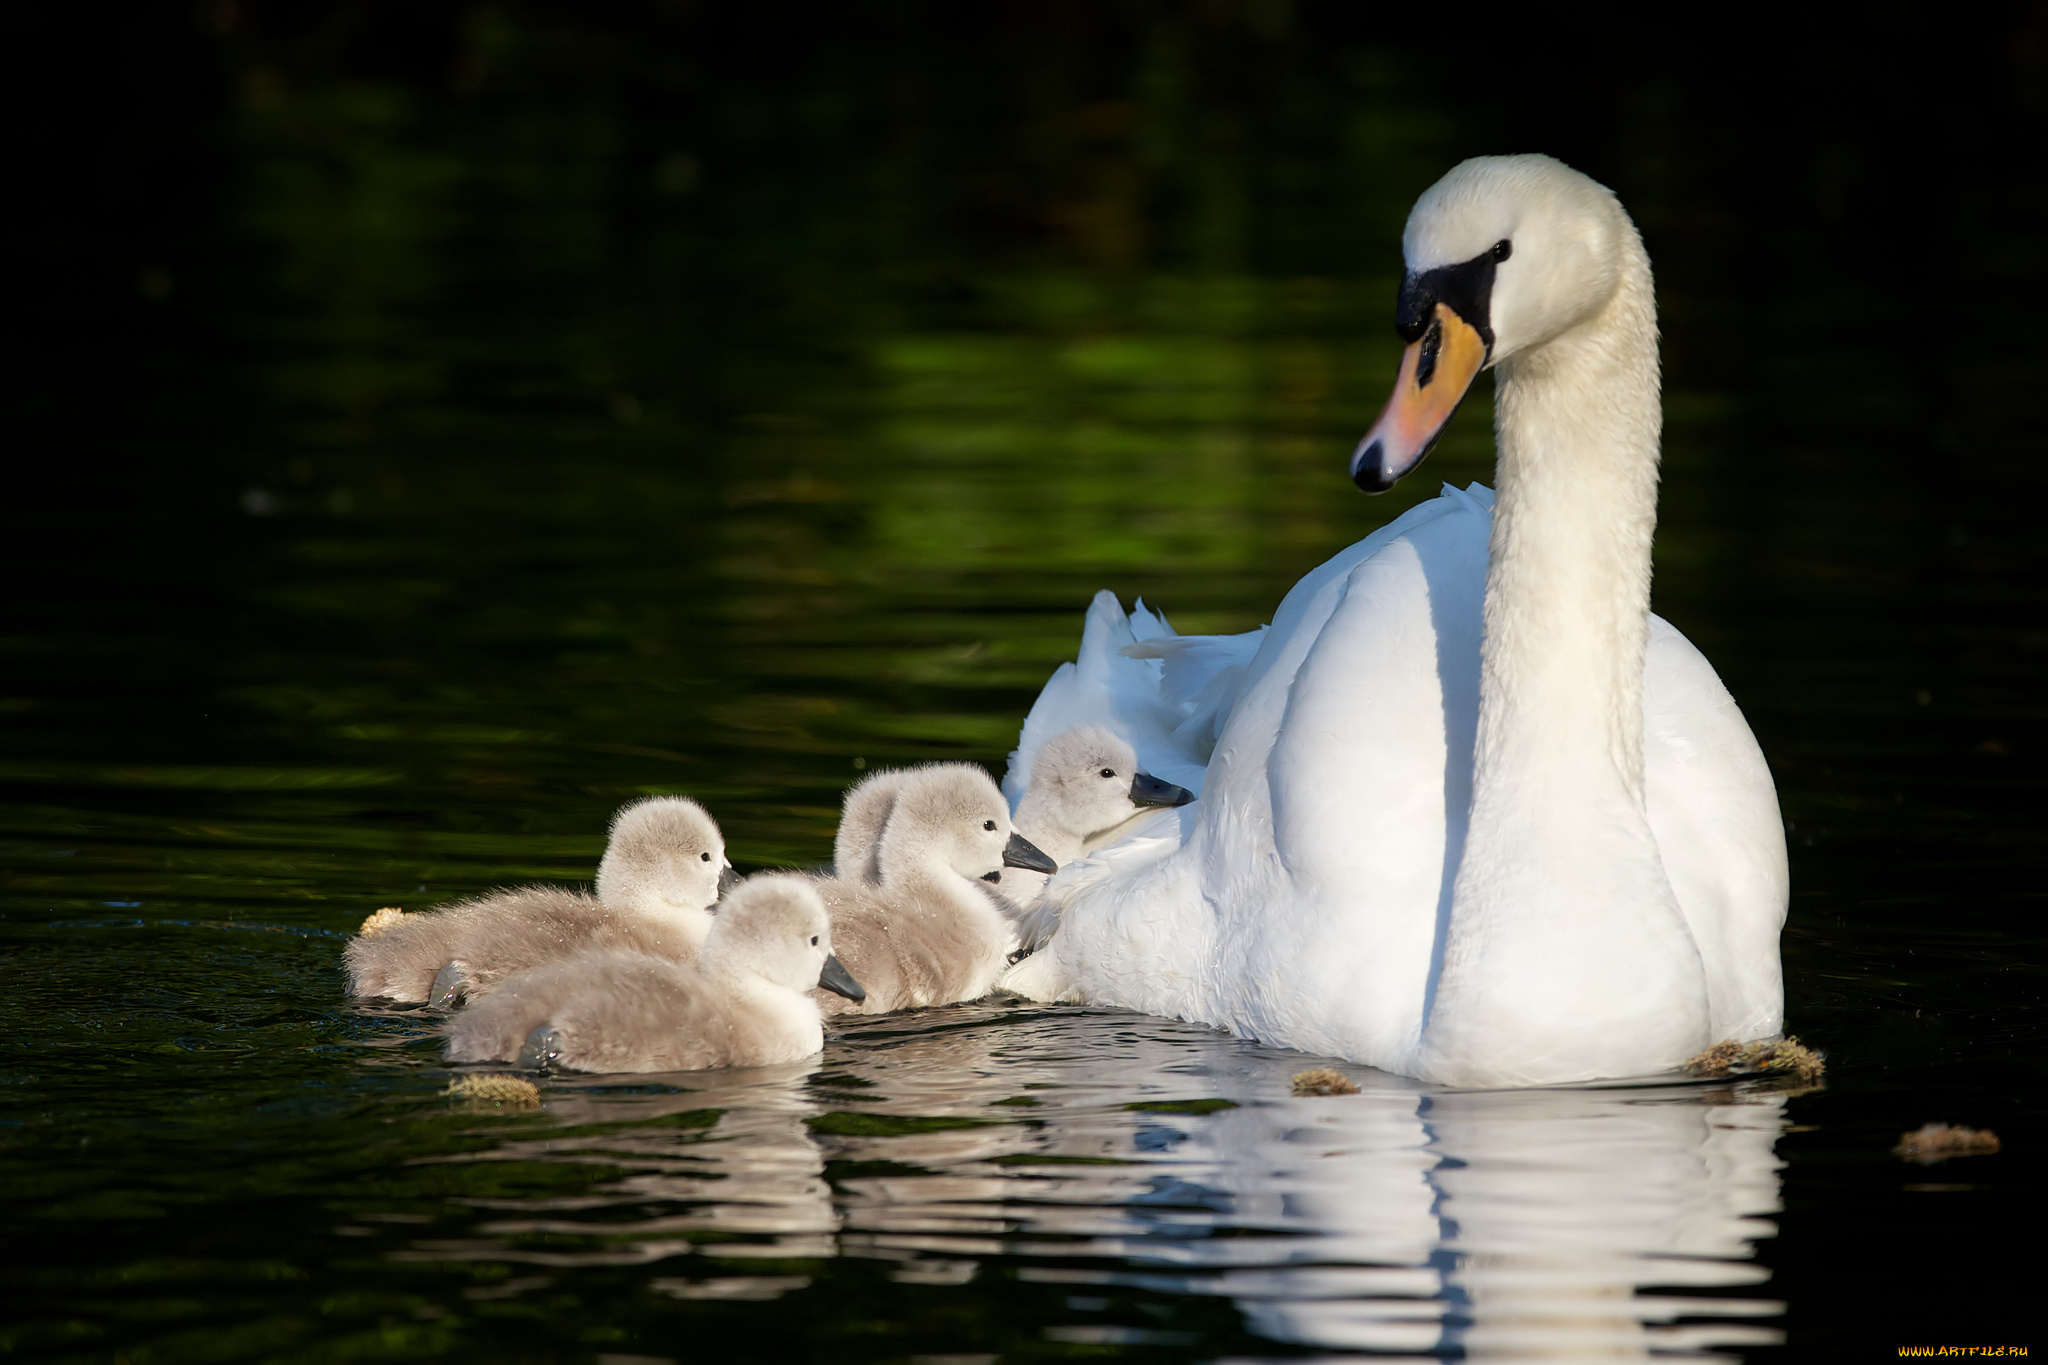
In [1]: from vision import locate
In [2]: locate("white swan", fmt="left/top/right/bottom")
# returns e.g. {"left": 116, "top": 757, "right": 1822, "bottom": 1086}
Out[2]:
{"left": 1004, "top": 155, "right": 1787, "bottom": 1087}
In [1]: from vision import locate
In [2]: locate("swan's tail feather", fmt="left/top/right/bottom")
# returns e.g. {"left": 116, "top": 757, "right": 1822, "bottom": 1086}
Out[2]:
{"left": 1127, "top": 596, "right": 1176, "bottom": 642}
{"left": 1122, "top": 627, "right": 1265, "bottom": 708}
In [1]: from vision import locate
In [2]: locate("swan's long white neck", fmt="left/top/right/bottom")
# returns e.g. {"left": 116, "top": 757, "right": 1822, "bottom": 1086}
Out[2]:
{"left": 1476, "top": 224, "right": 1660, "bottom": 811}
{"left": 1422, "top": 213, "right": 1708, "bottom": 1086}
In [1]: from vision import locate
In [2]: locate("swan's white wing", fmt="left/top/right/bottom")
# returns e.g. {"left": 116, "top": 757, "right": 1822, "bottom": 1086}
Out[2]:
{"left": 1025, "top": 488, "right": 1494, "bottom": 1071}
{"left": 1203, "top": 495, "right": 1489, "bottom": 1067}
{"left": 1642, "top": 617, "right": 1788, "bottom": 1041}
{"left": 1003, "top": 487, "right": 1497, "bottom": 809}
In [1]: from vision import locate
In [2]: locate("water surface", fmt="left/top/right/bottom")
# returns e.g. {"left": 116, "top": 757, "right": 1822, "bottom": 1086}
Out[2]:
{"left": 5, "top": 7, "right": 2045, "bottom": 1360}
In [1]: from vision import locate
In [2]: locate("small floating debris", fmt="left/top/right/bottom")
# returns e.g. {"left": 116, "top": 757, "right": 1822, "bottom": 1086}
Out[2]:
{"left": 1684, "top": 1035, "right": 1825, "bottom": 1084}
{"left": 1895, "top": 1123, "right": 2001, "bottom": 1164}
{"left": 1291, "top": 1068, "right": 1359, "bottom": 1097}
{"left": 446, "top": 1074, "right": 541, "bottom": 1107}
{"left": 356, "top": 907, "right": 407, "bottom": 937}
{"left": 1748, "top": 1037, "right": 1826, "bottom": 1083}
{"left": 1685, "top": 1040, "right": 1744, "bottom": 1074}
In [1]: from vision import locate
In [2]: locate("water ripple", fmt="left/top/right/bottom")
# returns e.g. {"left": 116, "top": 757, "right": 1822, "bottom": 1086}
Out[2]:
{"left": 396, "top": 1004, "right": 1789, "bottom": 1358}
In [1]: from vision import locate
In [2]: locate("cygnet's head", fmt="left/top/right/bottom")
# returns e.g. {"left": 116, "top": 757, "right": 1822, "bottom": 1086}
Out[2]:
{"left": 1023, "top": 725, "right": 1194, "bottom": 840}
{"left": 874, "top": 763, "right": 1059, "bottom": 887}
{"left": 832, "top": 767, "right": 911, "bottom": 883}
{"left": 1351, "top": 154, "right": 1638, "bottom": 492}
{"left": 703, "top": 873, "right": 864, "bottom": 1001}
{"left": 595, "top": 795, "right": 733, "bottom": 917}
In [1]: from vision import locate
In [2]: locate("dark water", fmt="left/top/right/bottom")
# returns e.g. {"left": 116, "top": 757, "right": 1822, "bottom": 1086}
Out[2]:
{"left": 6, "top": 6, "right": 2047, "bottom": 1360}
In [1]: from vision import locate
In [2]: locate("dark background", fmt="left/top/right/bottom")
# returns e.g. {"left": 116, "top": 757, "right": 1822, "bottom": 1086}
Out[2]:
{"left": 4, "top": 2, "right": 2045, "bottom": 1359}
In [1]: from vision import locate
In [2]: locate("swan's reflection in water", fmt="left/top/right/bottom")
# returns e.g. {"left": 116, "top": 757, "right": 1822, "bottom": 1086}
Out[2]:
{"left": 408, "top": 1001, "right": 1791, "bottom": 1354}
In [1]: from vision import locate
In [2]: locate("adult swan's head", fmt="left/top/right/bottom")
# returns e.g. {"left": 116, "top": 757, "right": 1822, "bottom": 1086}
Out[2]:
{"left": 1350, "top": 154, "right": 1640, "bottom": 493}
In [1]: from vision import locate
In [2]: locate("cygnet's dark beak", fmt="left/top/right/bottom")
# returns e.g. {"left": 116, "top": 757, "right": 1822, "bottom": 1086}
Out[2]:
{"left": 716, "top": 865, "right": 742, "bottom": 898}
{"left": 517, "top": 1024, "right": 564, "bottom": 1072}
{"left": 1002, "top": 831, "right": 1059, "bottom": 875}
{"left": 1129, "top": 770, "right": 1195, "bottom": 808}
{"left": 817, "top": 954, "right": 865, "bottom": 1002}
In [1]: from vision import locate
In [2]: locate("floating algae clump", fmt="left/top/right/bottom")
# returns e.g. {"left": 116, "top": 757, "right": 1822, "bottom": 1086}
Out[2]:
{"left": 357, "top": 907, "right": 407, "bottom": 937}
{"left": 1894, "top": 1123, "right": 2001, "bottom": 1164}
{"left": 1685, "top": 1040, "right": 1745, "bottom": 1075}
{"left": 1684, "top": 1036, "right": 1825, "bottom": 1084}
{"left": 446, "top": 1073, "right": 541, "bottom": 1107}
{"left": 1291, "top": 1068, "right": 1359, "bottom": 1097}
{"left": 1744, "top": 1037, "right": 1826, "bottom": 1083}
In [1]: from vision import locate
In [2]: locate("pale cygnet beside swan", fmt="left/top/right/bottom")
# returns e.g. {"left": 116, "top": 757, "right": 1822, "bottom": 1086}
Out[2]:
{"left": 344, "top": 795, "right": 734, "bottom": 1005}
{"left": 998, "top": 724, "right": 1193, "bottom": 945}
{"left": 813, "top": 763, "right": 1057, "bottom": 1015}
{"left": 443, "top": 874, "right": 865, "bottom": 1073}
{"left": 1007, "top": 154, "right": 1787, "bottom": 1087}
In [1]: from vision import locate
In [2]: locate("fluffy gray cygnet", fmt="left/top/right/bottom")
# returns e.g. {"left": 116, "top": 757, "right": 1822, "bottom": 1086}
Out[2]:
{"left": 812, "top": 763, "right": 1057, "bottom": 1015}
{"left": 344, "top": 795, "right": 734, "bottom": 1006}
{"left": 443, "top": 874, "right": 864, "bottom": 1074}
{"left": 996, "top": 724, "right": 1193, "bottom": 913}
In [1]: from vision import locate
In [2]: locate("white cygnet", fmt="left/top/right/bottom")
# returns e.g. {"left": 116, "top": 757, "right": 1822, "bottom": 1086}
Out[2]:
{"left": 812, "top": 763, "right": 1057, "bottom": 1015}
{"left": 442, "top": 874, "right": 865, "bottom": 1073}
{"left": 1000, "top": 724, "right": 1193, "bottom": 912}
{"left": 593, "top": 794, "right": 739, "bottom": 933}
{"left": 344, "top": 795, "right": 734, "bottom": 1006}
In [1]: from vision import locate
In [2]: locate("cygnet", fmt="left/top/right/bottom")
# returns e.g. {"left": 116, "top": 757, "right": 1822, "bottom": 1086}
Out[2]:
{"left": 813, "top": 762, "right": 1057, "bottom": 1015}
{"left": 999, "top": 724, "right": 1193, "bottom": 915}
{"left": 442, "top": 874, "right": 865, "bottom": 1073}
{"left": 344, "top": 795, "right": 735, "bottom": 1005}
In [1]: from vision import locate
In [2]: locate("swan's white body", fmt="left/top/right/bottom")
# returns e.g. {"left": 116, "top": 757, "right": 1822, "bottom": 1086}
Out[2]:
{"left": 1005, "top": 156, "right": 1787, "bottom": 1086}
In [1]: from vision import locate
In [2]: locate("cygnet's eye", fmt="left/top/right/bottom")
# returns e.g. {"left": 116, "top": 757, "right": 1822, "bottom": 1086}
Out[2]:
{"left": 1491, "top": 239, "right": 1512, "bottom": 261}
{"left": 1099, "top": 768, "right": 1116, "bottom": 779}
{"left": 700, "top": 851, "right": 711, "bottom": 862}
{"left": 983, "top": 819, "right": 996, "bottom": 831}
{"left": 810, "top": 935, "right": 819, "bottom": 946}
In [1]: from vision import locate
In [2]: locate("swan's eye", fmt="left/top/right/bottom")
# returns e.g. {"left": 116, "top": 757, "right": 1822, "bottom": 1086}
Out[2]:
{"left": 1100, "top": 768, "right": 1116, "bottom": 779}
{"left": 983, "top": 819, "right": 996, "bottom": 831}
{"left": 700, "top": 851, "right": 711, "bottom": 861}
{"left": 1492, "top": 239, "right": 1512, "bottom": 262}
{"left": 810, "top": 935, "right": 818, "bottom": 946}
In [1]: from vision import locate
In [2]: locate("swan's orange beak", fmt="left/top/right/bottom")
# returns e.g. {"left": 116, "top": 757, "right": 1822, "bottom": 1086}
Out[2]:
{"left": 1349, "top": 302, "right": 1488, "bottom": 493}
